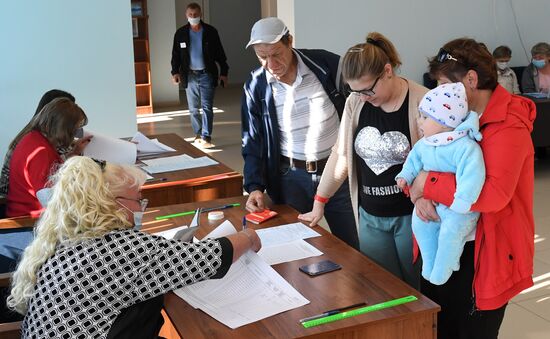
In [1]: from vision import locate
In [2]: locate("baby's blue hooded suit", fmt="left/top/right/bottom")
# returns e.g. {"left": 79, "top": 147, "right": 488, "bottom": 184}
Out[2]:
{"left": 396, "top": 111, "right": 485, "bottom": 285}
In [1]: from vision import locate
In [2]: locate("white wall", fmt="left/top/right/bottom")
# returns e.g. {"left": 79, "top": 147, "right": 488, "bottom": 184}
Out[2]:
{"left": 149, "top": 0, "right": 179, "bottom": 106}
{"left": 0, "top": 0, "right": 137, "bottom": 160}
{"left": 293, "top": 0, "right": 550, "bottom": 84}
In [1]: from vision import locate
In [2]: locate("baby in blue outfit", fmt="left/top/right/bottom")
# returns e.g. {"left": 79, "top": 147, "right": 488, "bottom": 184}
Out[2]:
{"left": 396, "top": 82, "right": 485, "bottom": 285}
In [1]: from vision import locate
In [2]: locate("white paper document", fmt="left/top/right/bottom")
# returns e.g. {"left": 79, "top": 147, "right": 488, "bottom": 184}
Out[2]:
{"left": 254, "top": 222, "right": 323, "bottom": 265}
{"left": 82, "top": 130, "right": 137, "bottom": 165}
{"left": 141, "top": 154, "right": 218, "bottom": 174}
{"left": 257, "top": 239, "right": 323, "bottom": 265}
{"left": 202, "top": 220, "right": 237, "bottom": 239}
{"left": 174, "top": 251, "right": 310, "bottom": 329}
{"left": 131, "top": 132, "right": 176, "bottom": 154}
{"left": 256, "top": 222, "right": 321, "bottom": 248}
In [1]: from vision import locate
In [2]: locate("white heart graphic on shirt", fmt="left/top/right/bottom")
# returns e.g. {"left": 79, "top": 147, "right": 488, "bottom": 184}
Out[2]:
{"left": 354, "top": 126, "right": 410, "bottom": 175}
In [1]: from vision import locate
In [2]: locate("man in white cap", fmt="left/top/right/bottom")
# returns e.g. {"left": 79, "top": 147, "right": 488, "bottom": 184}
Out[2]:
{"left": 171, "top": 2, "right": 228, "bottom": 149}
{"left": 241, "top": 17, "right": 359, "bottom": 249}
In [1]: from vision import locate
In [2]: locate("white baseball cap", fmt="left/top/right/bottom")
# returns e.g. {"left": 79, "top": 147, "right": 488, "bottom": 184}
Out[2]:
{"left": 246, "top": 17, "right": 289, "bottom": 49}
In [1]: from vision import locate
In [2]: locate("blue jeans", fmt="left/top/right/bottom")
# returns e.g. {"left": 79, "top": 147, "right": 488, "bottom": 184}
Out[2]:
{"left": 185, "top": 71, "right": 215, "bottom": 139}
{"left": 358, "top": 207, "right": 420, "bottom": 289}
{"left": 278, "top": 164, "right": 359, "bottom": 250}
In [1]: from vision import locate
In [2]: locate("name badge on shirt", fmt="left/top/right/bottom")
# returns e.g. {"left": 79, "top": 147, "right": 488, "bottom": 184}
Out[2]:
{"left": 180, "top": 42, "right": 186, "bottom": 48}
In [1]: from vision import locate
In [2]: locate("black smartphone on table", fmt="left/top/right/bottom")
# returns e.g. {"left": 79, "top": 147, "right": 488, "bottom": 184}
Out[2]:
{"left": 299, "top": 260, "right": 342, "bottom": 276}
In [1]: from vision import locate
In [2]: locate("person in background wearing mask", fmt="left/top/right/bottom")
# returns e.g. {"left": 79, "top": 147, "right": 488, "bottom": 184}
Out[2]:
{"left": 171, "top": 2, "right": 228, "bottom": 149}
{"left": 7, "top": 156, "right": 261, "bottom": 338}
{"left": 522, "top": 42, "right": 550, "bottom": 93}
{"left": 492, "top": 46, "right": 520, "bottom": 94}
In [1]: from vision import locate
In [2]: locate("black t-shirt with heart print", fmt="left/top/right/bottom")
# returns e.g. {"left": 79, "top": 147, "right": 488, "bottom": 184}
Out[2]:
{"left": 353, "top": 91, "right": 414, "bottom": 217}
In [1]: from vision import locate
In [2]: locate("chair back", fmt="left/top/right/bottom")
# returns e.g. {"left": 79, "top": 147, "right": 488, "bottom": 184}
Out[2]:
{"left": 0, "top": 272, "right": 22, "bottom": 339}
{"left": 511, "top": 66, "right": 526, "bottom": 93}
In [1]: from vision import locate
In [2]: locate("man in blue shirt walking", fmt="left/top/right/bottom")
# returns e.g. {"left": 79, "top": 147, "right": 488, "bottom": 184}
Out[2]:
{"left": 171, "top": 2, "right": 228, "bottom": 148}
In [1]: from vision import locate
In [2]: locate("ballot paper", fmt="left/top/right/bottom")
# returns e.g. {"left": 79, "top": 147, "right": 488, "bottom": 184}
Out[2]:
{"left": 255, "top": 222, "right": 323, "bottom": 265}
{"left": 174, "top": 221, "right": 310, "bottom": 329}
{"left": 255, "top": 222, "right": 321, "bottom": 247}
{"left": 131, "top": 132, "right": 176, "bottom": 154}
{"left": 257, "top": 240, "right": 323, "bottom": 265}
{"left": 141, "top": 154, "right": 218, "bottom": 174}
{"left": 82, "top": 130, "right": 137, "bottom": 164}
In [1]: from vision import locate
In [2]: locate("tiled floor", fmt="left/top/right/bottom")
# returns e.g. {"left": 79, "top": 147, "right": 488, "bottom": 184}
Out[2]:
{"left": 140, "top": 84, "right": 550, "bottom": 338}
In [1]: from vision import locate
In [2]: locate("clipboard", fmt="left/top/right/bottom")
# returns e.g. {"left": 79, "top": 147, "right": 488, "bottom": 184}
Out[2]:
{"left": 173, "top": 208, "right": 201, "bottom": 242}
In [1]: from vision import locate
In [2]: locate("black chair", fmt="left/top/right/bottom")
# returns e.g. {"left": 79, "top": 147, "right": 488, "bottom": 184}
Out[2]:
{"left": 511, "top": 66, "right": 526, "bottom": 93}
{"left": 423, "top": 72, "right": 437, "bottom": 90}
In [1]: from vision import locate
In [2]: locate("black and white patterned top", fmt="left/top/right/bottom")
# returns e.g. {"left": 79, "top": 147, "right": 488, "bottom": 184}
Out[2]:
{"left": 21, "top": 229, "right": 232, "bottom": 338}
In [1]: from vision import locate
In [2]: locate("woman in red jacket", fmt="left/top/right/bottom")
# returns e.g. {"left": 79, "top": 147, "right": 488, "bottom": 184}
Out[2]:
{"left": 410, "top": 38, "right": 536, "bottom": 339}
{"left": 7, "top": 97, "right": 89, "bottom": 217}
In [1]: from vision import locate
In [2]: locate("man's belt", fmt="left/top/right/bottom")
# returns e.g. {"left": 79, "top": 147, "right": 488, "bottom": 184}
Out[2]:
{"left": 189, "top": 69, "right": 207, "bottom": 75}
{"left": 280, "top": 156, "right": 328, "bottom": 174}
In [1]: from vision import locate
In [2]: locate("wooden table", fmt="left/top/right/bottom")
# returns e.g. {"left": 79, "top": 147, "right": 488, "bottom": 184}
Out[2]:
{"left": 140, "top": 134, "right": 243, "bottom": 207}
{"left": 142, "top": 196, "right": 440, "bottom": 339}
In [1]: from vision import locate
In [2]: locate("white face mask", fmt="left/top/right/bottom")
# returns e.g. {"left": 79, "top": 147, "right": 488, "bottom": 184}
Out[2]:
{"left": 496, "top": 61, "right": 509, "bottom": 71}
{"left": 188, "top": 17, "right": 200, "bottom": 26}
{"left": 132, "top": 210, "right": 145, "bottom": 230}
{"left": 118, "top": 198, "right": 149, "bottom": 230}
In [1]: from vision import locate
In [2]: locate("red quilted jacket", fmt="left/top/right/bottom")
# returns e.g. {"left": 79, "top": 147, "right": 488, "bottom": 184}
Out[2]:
{"left": 424, "top": 85, "right": 536, "bottom": 310}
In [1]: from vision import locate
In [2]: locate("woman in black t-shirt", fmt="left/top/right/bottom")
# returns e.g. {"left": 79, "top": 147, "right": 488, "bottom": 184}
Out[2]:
{"left": 299, "top": 32, "right": 427, "bottom": 288}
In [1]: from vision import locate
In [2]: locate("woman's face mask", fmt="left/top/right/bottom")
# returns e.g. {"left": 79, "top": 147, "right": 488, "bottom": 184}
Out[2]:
{"left": 117, "top": 198, "right": 149, "bottom": 230}
{"left": 532, "top": 58, "right": 547, "bottom": 69}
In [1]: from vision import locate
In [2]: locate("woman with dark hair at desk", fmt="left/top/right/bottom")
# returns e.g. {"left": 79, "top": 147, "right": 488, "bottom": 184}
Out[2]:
{"left": 411, "top": 38, "right": 535, "bottom": 339}
{"left": 0, "top": 89, "right": 81, "bottom": 202}
{"left": 5, "top": 97, "right": 92, "bottom": 217}
{"left": 7, "top": 156, "right": 261, "bottom": 338}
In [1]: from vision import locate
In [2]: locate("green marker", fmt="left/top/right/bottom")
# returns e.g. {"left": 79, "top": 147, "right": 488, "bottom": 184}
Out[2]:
{"left": 301, "top": 295, "right": 418, "bottom": 328}
{"left": 155, "top": 203, "right": 241, "bottom": 220}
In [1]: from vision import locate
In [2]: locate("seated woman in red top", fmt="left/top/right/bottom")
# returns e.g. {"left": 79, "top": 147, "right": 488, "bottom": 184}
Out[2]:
{"left": 6, "top": 97, "right": 89, "bottom": 217}
{"left": 410, "top": 38, "right": 536, "bottom": 339}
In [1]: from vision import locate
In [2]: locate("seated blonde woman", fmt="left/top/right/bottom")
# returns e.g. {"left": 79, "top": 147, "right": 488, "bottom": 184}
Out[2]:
{"left": 7, "top": 156, "right": 261, "bottom": 338}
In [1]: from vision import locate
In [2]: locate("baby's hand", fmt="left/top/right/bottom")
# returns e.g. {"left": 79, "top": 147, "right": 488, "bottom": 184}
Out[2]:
{"left": 396, "top": 178, "right": 410, "bottom": 197}
{"left": 396, "top": 178, "right": 407, "bottom": 189}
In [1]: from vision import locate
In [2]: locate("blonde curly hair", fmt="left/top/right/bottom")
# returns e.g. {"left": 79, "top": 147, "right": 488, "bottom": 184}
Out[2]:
{"left": 7, "top": 156, "right": 146, "bottom": 314}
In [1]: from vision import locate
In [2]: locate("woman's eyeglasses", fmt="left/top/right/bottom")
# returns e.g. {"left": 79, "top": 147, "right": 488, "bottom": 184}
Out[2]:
{"left": 116, "top": 196, "right": 149, "bottom": 211}
{"left": 436, "top": 48, "right": 463, "bottom": 64}
{"left": 348, "top": 75, "right": 381, "bottom": 97}
{"left": 92, "top": 158, "right": 106, "bottom": 171}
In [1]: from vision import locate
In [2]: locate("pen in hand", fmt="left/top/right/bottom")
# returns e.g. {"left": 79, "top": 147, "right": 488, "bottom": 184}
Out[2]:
{"left": 242, "top": 216, "right": 247, "bottom": 230}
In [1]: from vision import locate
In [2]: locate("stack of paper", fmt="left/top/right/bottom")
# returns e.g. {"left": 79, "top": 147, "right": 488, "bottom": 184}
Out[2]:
{"left": 82, "top": 130, "right": 137, "bottom": 164}
{"left": 141, "top": 154, "right": 218, "bottom": 174}
{"left": 256, "top": 222, "right": 323, "bottom": 265}
{"left": 174, "top": 221, "right": 310, "bottom": 329}
{"left": 131, "top": 132, "right": 176, "bottom": 155}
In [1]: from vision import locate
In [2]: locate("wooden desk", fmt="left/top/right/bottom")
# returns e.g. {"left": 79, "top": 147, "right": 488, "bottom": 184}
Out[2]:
{"left": 140, "top": 134, "right": 243, "bottom": 207}
{"left": 142, "top": 196, "right": 439, "bottom": 339}
{"left": 522, "top": 96, "right": 550, "bottom": 148}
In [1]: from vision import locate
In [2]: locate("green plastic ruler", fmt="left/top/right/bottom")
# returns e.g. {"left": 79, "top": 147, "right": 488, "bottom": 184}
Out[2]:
{"left": 301, "top": 295, "right": 418, "bottom": 328}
